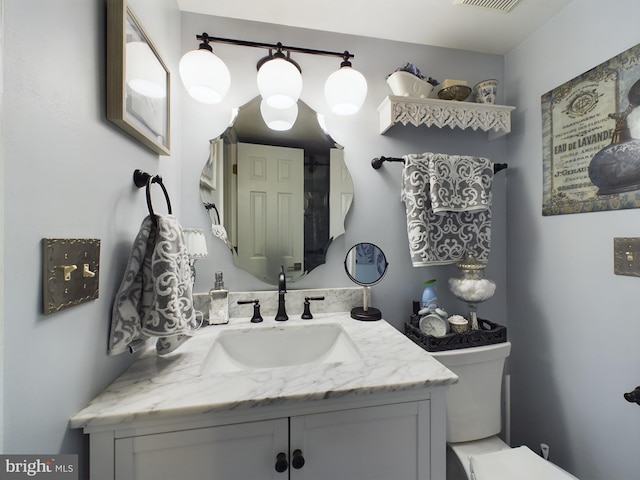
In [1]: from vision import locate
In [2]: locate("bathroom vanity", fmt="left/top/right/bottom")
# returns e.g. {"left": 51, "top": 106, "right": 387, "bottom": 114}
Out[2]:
{"left": 71, "top": 313, "right": 457, "bottom": 479}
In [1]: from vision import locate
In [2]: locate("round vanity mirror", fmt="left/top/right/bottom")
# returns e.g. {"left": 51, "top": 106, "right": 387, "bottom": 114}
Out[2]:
{"left": 344, "top": 243, "right": 388, "bottom": 321}
{"left": 200, "top": 96, "right": 354, "bottom": 286}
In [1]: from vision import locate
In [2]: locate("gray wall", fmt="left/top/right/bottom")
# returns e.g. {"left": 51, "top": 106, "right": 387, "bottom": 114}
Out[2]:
{"left": 4, "top": 1, "right": 638, "bottom": 477}
{"left": 505, "top": 0, "right": 640, "bottom": 478}
{"left": 179, "top": 13, "right": 508, "bottom": 333}
{"left": 2, "top": 0, "right": 182, "bottom": 473}
{"left": 8, "top": 0, "right": 598, "bottom": 475}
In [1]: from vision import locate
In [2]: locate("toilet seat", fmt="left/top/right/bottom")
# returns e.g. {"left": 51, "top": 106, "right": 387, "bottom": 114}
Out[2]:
{"left": 469, "top": 445, "right": 579, "bottom": 480}
{"left": 448, "top": 436, "right": 511, "bottom": 479}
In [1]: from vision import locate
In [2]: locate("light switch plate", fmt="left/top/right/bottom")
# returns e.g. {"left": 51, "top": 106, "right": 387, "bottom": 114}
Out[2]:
{"left": 42, "top": 238, "right": 100, "bottom": 314}
{"left": 614, "top": 237, "right": 640, "bottom": 277}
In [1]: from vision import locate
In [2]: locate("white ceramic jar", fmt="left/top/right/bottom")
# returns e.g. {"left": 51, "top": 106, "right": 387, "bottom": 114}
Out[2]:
{"left": 473, "top": 79, "right": 498, "bottom": 104}
{"left": 387, "top": 71, "right": 435, "bottom": 98}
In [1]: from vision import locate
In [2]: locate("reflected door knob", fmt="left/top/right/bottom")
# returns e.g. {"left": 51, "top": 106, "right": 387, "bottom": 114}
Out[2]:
{"left": 292, "top": 449, "right": 305, "bottom": 469}
{"left": 275, "top": 452, "right": 288, "bottom": 473}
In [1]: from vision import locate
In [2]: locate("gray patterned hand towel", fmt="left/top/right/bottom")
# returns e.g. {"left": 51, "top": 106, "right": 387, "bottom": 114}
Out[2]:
{"left": 109, "top": 214, "right": 196, "bottom": 356}
{"left": 427, "top": 153, "right": 493, "bottom": 213}
{"left": 402, "top": 153, "right": 493, "bottom": 266}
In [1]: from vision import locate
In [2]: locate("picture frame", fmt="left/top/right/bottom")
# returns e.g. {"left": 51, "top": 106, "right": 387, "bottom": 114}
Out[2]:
{"left": 106, "top": 0, "right": 170, "bottom": 155}
{"left": 201, "top": 138, "right": 221, "bottom": 191}
{"left": 541, "top": 43, "right": 640, "bottom": 215}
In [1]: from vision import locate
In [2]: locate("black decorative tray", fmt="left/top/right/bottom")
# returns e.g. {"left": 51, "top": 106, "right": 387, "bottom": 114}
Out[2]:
{"left": 404, "top": 315, "right": 507, "bottom": 352}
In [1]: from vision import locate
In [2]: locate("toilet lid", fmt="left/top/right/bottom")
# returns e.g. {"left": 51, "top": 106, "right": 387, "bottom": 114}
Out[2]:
{"left": 470, "top": 446, "right": 578, "bottom": 480}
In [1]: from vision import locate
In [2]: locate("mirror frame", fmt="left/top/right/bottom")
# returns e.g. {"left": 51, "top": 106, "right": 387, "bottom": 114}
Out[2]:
{"left": 344, "top": 242, "right": 389, "bottom": 286}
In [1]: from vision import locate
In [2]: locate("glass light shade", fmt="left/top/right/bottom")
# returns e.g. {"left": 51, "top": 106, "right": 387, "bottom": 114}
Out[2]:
{"left": 183, "top": 228, "right": 208, "bottom": 259}
{"left": 257, "top": 58, "right": 302, "bottom": 109}
{"left": 260, "top": 99, "right": 298, "bottom": 131}
{"left": 324, "top": 66, "right": 368, "bottom": 115}
{"left": 126, "top": 42, "right": 166, "bottom": 98}
{"left": 179, "top": 48, "right": 230, "bottom": 104}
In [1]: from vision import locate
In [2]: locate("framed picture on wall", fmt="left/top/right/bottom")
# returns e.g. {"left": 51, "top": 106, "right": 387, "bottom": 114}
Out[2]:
{"left": 541, "top": 43, "right": 640, "bottom": 215}
{"left": 106, "top": 0, "right": 170, "bottom": 155}
{"left": 201, "top": 138, "right": 221, "bottom": 191}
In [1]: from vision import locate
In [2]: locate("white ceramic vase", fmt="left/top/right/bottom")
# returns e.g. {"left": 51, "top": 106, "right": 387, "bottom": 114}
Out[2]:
{"left": 473, "top": 79, "right": 498, "bottom": 104}
{"left": 387, "top": 71, "right": 434, "bottom": 98}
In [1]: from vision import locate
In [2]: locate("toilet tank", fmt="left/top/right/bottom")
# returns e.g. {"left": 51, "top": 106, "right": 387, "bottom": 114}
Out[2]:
{"left": 431, "top": 342, "right": 511, "bottom": 443}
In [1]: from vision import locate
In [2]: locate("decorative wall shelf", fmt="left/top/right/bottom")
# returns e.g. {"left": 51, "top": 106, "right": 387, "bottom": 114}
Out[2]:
{"left": 378, "top": 95, "right": 516, "bottom": 140}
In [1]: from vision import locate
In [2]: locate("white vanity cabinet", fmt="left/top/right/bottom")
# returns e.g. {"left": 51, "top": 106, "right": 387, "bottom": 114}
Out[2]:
{"left": 288, "top": 401, "right": 430, "bottom": 480}
{"left": 72, "top": 317, "right": 456, "bottom": 480}
{"left": 114, "top": 418, "right": 288, "bottom": 480}
{"left": 101, "top": 400, "right": 433, "bottom": 480}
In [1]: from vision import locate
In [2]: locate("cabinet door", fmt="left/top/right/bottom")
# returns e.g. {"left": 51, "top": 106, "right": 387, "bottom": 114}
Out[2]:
{"left": 289, "top": 401, "right": 430, "bottom": 480}
{"left": 115, "top": 418, "right": 288, "bottom": 480}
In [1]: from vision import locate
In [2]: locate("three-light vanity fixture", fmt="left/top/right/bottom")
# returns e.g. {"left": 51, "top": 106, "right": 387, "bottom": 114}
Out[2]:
{"left": 178, "top": 33, "right": 368, "bottom": 130}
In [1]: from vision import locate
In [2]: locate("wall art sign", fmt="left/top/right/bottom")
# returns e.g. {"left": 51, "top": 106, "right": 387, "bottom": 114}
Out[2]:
{"left": 542, "top": 43, "right": 640, "bottom": 215}
{"left": 106, "top": 0, "right": 170, "bottom": 155}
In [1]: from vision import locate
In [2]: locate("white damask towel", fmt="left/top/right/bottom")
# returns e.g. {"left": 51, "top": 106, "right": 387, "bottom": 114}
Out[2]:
{"left": 402, "top": 153, "right": 492, "bottom": 266}
{"left": 427, "top": 153, "right": 493, "bottom": 213}
{"left": 109, "top": 214, "right": 196, "bottom": 356}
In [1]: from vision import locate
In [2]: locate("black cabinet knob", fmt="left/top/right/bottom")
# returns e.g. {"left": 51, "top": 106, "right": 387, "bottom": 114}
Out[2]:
{"left": 275, "top": 452, "right": 288, "bottom": 472}
{"left": 292, "top": 449, "right": 305, "bottom": 469}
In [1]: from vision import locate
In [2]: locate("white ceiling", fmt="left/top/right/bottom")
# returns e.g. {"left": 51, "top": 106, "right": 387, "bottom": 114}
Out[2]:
{"left": 177, "top": 0, "right": 572, "bottom": 55}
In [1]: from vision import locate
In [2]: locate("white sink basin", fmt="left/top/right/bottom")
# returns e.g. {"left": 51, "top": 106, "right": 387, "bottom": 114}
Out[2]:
{"left": 200, "top": 323, "right": 363, "bottom": 374}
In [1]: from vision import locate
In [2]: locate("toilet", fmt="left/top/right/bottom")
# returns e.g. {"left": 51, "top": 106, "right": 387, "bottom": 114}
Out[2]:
{"left": 431, "top": 342, "right": 579, "bottom": 480}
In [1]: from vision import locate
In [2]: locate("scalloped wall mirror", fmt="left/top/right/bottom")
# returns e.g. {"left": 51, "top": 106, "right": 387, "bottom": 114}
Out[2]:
{"left": 200, "top": 96, "right": 354, "bottom": 285}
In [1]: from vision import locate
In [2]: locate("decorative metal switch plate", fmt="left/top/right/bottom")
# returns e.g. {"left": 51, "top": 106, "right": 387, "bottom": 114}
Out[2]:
{"left": 42, "top": 238, "right": 100, "bottom": 315}
{"left": 614, "top": 237, "right": 640, "bottom": 277}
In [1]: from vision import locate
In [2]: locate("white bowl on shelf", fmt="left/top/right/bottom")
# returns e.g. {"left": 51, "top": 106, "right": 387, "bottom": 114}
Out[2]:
{"left": 386, "top": 71, "right": 435, "bottom": 98}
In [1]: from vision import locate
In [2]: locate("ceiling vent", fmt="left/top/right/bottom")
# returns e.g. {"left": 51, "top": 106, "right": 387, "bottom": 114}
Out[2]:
{"left": 453, "top": 0, "right": 520, "bottom": 13}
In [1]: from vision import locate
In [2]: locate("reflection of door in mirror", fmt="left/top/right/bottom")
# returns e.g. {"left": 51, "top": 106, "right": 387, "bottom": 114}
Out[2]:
{"left": 237, "top": 143, "right": 304, "bottom": 283}
{"left": 304, "top": 154, "right": 329, "bottom": 273}
{"left": 329, "top": 148, "right": 353, "bottom": 240}
{"left": 200, "top": 97, "right": 354, "bottom": 286}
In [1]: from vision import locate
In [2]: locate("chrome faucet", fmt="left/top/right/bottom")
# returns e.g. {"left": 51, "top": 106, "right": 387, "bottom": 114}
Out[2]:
{"left": 275, "top": 266, "right": 288, "bottom": 321}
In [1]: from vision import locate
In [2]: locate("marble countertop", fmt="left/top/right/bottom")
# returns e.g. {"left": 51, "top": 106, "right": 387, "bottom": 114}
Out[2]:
{"left": 70, "top": 313, "right": 457, "bottom": 430}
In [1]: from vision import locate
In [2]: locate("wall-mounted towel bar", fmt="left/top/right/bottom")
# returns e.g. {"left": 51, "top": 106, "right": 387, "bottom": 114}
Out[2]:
{"left": 371, "top": 156, "right": 508, "bottom": 174}
{"left": 133, "top": 169, "right": 172, "bottom": 225}
{"left": 624, "top": 386, "right": 640, "bottom": 405}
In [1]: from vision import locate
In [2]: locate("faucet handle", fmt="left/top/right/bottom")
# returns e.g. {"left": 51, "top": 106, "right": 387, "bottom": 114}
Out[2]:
{"left": 237, "top": 299, "right": 263, "bottom": 323}
{"left": 301, "top": 296, "right": 325, "bottom": 319}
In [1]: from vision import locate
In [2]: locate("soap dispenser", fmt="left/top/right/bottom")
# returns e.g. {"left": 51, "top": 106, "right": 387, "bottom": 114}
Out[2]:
{"left": 209, "top": 271, "right": 229, "bottom": 325}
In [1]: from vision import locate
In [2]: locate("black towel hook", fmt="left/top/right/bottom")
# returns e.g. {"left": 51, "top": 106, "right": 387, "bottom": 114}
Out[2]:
{"left": 133, "top": 169, "right": 172, "bottom": 225}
